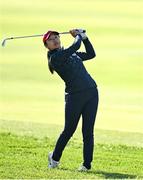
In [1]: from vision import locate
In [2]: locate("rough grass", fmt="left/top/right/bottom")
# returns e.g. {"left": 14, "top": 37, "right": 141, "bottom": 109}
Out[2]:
{"left": 0, "top": 132, "right": 143, "bottom": 179}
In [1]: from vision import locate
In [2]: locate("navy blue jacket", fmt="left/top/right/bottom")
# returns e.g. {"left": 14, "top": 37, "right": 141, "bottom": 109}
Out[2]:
{"left": 47, "top": 35, "right": 97, "bottom": 93}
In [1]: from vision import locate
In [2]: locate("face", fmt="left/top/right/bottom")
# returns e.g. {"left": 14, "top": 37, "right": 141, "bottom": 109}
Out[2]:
{"left": 45, "top": 34, "right": 61, "bottom": 50}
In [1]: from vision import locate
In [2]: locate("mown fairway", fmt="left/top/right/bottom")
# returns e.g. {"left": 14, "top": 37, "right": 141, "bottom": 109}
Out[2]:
{"left": 0, "top": 0, "right": 143, "bottom": 178}
{"left": 0, "top": 0, "right": 143, "bottom": 131}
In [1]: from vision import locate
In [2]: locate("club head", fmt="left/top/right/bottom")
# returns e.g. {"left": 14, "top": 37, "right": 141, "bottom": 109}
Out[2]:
{"left": 1, "top": 39, "right": 6, "bottom": 47}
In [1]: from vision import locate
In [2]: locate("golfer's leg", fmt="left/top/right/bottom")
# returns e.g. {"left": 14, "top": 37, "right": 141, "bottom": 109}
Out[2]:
{"left": 82, "top": 89, "right": 99, "bottom": 169}
{"left": 52, "top": 94, "right": 82, "bottom": 161}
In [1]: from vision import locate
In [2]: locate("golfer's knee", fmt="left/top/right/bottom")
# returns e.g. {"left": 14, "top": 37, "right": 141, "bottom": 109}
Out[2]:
{"left": 61, "top": 129, "right": 74, "bottom": 139}
{"left": 83, "top": 132, "right": 94, "bottom": 142}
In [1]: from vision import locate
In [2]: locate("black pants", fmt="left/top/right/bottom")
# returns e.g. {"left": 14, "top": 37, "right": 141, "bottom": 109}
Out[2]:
{"left": 52, "top": 87, "right": 99, "bottom": 169}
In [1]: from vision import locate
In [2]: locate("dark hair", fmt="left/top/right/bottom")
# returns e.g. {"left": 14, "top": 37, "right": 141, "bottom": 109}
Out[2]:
{"left": 48, "top": 56, "right": 54, "bottom": 74}
{"left": 44, "top": 41, "right": 47, "bottom": 48}
{"left": 44, "top": 42, "right": 54, "bottom": 74}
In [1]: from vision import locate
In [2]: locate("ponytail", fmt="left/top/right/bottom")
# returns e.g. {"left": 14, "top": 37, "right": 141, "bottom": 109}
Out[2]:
{"left": 48, "top": 56, "right": 54, "bottom": 74}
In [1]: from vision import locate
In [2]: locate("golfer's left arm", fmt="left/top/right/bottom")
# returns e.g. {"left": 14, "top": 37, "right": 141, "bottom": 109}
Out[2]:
{"left": 76, "top": 37, "right": 96, "bottom": 61}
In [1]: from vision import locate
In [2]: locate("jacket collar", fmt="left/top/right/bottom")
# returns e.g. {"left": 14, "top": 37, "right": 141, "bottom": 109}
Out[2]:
{"left": 48, "top": 47, "right": 63, "bottom": 57}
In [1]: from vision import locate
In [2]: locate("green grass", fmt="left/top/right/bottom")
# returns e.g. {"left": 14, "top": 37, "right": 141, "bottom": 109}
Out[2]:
{"left": 0, "top": 0, "right": 143, "bottom": 132}
{"left": 0, "top": 119, "right": 143, "bottom": 178}
{"left": 0, "top": 131, "right": 143, "bottom": 179}
{"left": 0, "top": 0, "right": 143, "bottom": 178}
{"left": 1, "top": 119, "right": 143, "bottom": 147}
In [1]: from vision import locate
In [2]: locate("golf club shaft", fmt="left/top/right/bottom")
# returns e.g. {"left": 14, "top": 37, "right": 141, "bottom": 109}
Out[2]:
{"left": 1, "top": 30, "right": 86, "bottom": 47}
{"left": 3, "top": 32, "right": 69, "bottom": 41}
{"left": 3, "top": 31, "right": 85, "bottom": 40}
{"left": 1, "top": 32, "right": 69, "bottom": 47}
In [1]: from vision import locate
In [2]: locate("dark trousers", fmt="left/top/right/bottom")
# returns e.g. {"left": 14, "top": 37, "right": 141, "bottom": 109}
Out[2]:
{"left": 52, "top": 87, "right": 99, "bottom": 169}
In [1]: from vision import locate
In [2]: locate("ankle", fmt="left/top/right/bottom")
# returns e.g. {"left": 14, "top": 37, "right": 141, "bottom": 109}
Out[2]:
{"left": 83, "top": 163, "right": 91, "bottom": 170}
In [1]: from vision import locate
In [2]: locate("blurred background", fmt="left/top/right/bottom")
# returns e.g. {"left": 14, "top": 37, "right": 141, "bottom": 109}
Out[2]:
{"left": 0, "top": 0, "right": 143, "bottom": 133}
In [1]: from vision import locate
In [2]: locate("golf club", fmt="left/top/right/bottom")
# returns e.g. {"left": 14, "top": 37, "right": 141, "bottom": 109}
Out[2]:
{"left": 1, "top": 30, "right": 86, "bottom": 47}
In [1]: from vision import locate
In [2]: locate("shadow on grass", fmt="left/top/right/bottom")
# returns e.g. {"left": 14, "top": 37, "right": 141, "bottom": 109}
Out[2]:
{"left": 90, "top": 170, "right": 137, "bottom": 179}
{"left": 60, "top": 168, "right": 137, "bottom": 179}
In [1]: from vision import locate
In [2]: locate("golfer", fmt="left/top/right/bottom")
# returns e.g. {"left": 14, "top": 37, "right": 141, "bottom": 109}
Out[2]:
{"left": 43, "top": 29, "right": 99, "bottom": 171}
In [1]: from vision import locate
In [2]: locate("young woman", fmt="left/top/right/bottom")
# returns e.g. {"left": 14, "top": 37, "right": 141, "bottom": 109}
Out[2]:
{"left": 43, "top": 29, "right": 99, "bottom": 171}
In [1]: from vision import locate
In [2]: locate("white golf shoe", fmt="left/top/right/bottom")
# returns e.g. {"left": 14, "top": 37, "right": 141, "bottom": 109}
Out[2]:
{"left": 78, "top": 165, "right": 89, "bottom": 172}
{"left": 48, "top": 152, "right": 59, "bottom": 169}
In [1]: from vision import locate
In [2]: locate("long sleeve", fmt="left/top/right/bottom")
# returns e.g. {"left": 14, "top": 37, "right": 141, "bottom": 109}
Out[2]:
{"left": 47, "top": 35, "right": 97, "bottom": 93}
{"left": 76, "top": 38, "right": 96, "bottom": 61}
{"left": 51, "top": 35, "right": 82, "bottom": 62}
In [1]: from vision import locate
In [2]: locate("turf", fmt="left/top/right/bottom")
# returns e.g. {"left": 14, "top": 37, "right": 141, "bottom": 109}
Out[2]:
{"left": 0, "top": 0, "right": 143, "bottom": 178}
{"left": 0, "top": 132, "right": 143, "bottom": 179}
{"left": 0, "top": 0, "right": 143, "bottom": 132}
{"left": 0, "top": 119, "right": 143, "bottom": 178}
{"left": 1, "top": 119, "right": 143, "bottom": 148}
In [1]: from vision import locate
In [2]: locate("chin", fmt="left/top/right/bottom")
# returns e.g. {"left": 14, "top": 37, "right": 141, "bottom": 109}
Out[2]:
{"left": 56, "top": 45, "right": 61, "bottom": 49}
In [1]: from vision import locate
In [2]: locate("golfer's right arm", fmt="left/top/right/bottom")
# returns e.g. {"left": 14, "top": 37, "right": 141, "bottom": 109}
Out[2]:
{"left": 51, "top": 34, "right": 82, "bottom": 61}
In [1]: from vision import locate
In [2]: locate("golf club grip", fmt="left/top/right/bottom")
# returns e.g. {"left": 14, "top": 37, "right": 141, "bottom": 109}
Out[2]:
{"left": 60, "top": 30, "right": 86, "bottom": 34}
{"left": 76, "top": 30, "right": 86, "bottom": 33}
